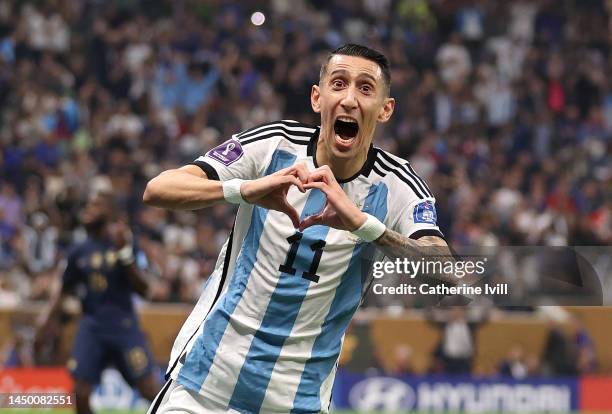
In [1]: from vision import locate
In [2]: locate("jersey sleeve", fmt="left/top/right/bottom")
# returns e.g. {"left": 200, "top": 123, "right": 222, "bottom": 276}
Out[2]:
{"left": 190, "top": 126, "right": 282, "bottom": 181}
{"left": 387, "top": 182, "right": 444, "bottom": 240}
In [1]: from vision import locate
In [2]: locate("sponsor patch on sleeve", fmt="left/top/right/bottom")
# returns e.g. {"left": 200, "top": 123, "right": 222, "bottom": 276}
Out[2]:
{"left": 413, "top": 200, "right": 437, "bottom": 224}
{"left": 206, "top": 139, "right": 244, "bottom": 166}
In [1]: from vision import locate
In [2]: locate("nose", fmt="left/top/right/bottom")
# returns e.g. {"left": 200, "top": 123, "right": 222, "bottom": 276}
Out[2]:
{"left": 340, "top": 87, "right": 358, "bottom": 111}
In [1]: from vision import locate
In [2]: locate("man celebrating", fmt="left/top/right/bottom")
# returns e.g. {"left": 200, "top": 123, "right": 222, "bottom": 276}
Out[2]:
{"left": 144, "top": 44, "right": 450, "bottom": 414}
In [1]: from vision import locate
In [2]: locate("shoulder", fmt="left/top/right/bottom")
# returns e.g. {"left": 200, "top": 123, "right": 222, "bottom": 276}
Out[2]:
{"left": 64, "top": 242, "right": 90, "bottom": 270}
{"left": 67, "top": 242, "right": 85, "bottom": 258}
{"left": 371, "top": 147, "right": 434, "bottom": 200}
{"left": 232, "top": 119, "right": 317, "bottom": 148}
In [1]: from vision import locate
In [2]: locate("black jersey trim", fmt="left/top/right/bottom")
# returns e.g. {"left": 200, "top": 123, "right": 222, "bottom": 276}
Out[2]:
{"left": 236, "top": 119, "right": 300, "bottom": 138}
{"left": 189, "top": 161, "right": 220, "bottom": 181}
{"left": 306, "top": 127, "right": 319, "bottom": 157}
{"left": 405, "top": 162, "right": 433, "bottom": 196}
{"left": 306, "top": 127, "right": 376, "bottom": 183}
{"left": 241, "top": 130, "right": 312, "bottom": 147}
{"left": 149, "top": 379, "right": 173, "bottom": 414}
{"left": 409, "top": 229, "right": 445, "bottom": 240}
{"left": 376, "top": 151, "right": 432, "bottom": 198}
{"left": 165, "top": 223, "right": 235, "bottom": 380}
{"left": 237, "top": 123, "right": 315, "bottom": 141}
{"left": 372, "top": 164, "right": 388, "bottom": 178}
{"left": 374, "top": 160, "right": 425, "bottom": 199}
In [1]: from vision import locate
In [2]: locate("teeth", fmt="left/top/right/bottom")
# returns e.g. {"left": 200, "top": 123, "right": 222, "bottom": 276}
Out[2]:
{"left": 337, "top": 117, "right": 357, "bottom": 123}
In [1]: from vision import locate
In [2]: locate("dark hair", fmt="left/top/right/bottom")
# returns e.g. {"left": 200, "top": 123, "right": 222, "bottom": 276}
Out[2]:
{"left": 319, "top": 43, "right": 391, "bottom": 95}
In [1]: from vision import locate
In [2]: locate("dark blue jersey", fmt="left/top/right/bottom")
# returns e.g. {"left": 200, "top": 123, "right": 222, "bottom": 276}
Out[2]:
{"left": 62, "top": 237, "right": 137, "bottom": 327}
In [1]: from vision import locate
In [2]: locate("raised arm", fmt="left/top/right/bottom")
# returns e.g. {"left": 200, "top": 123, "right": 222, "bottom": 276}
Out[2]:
{"left": 300, "top": 165, "right": 464, "bottom": 286}
{"left": 374, "top": 231, "right": 462, "bottom": 286}
{"left": 108, "top": 219, "right": 153, "bottom": 298}
{"left": 375, "top": 231, "right": 449, "bottom": 256}
{"left": 143, "top": 165, "right": 224, "bottom": 210}
{"left": 143, "top": 162, "right": 310, "bottom": 228}
{"left": 35, "top": 277, "right": 67, "bottom": 347}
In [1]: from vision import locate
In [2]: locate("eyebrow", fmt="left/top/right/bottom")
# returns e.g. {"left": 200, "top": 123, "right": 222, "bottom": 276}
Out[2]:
{"left": 329, "top": 69, "right": 378, "bottom": 85}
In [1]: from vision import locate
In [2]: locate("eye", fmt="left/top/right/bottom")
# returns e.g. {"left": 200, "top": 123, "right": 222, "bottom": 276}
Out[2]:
{"left": 360, "top": 84, "right": 374, "bottom": 94}
{"left": 331, "top": 79, "right": 345, "bottom": 89}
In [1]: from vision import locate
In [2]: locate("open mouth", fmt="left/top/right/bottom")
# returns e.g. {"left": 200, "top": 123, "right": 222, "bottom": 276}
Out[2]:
{"left": 333, "top": 118, "right": 359, "bottom": 150}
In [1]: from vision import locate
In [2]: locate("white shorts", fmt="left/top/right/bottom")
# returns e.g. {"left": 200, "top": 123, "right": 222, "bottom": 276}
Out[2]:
{"left": 147, "top": 380, "right": 243, "bottom": 414}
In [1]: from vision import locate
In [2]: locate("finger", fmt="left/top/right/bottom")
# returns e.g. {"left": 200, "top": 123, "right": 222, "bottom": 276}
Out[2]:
{"left": 273, "top": 175, "right": 301, "bottom": 192}
{"left": 279, "top": 175, "right": 305, "bottom": 192}
{"left": 307, "top": 168, "right": 327, "bottom": 183}
{"left": 308, "top": 171, "right": 337, "bottom": 186}
{"left": 309, "top": 165, "right": 336, "bottom": 184}
{"left": 273, "top": 165, "right": 297, "bottom": 176}
{"left": 299, "top": 212, "right": 324, "bottom": 231}
{"left": 292, "top": 162, "right": 310, "bottom": 183}
{"left": 274, "top": 164, "right": 306, "bottom": 179}
{"left": 303, "top": 181, "right": 330, "bottom": 194}
{"left": 280, "top": 165, "right": 310, "bottom": 189}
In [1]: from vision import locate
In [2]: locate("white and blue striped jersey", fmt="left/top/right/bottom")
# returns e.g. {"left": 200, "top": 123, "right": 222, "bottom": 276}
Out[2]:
{"left": 166, "top": 120, "right": 443, "bottom": 413}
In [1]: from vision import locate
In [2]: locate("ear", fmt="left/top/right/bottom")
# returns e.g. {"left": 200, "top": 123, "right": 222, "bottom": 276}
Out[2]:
{"left": 378, "top": 97, "right": 395, "bottom": 123}
{"left": 311, "top": 85, "right": 321, "bottom": 113}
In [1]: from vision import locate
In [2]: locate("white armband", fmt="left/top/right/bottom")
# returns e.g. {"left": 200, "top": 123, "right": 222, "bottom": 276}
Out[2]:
{"left": 352, "top": 213, "right": 386, "bottom": 242}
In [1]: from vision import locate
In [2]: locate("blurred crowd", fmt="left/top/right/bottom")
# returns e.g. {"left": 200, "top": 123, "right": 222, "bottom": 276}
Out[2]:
{"left": 375, "top": 310, "right": 599, "bottom": 377}
{"left": 0, "top": 0, "right": 610, "bottom": 305}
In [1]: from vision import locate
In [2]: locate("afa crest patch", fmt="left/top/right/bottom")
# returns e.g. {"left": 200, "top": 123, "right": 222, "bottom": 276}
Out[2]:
{"left": 413, "top": 201, "right": 437, "bottom": 224}
{"left": 206, "top": 139, "right": 244, "bottom": 166}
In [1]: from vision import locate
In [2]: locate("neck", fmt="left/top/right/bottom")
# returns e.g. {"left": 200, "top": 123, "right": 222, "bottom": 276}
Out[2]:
{"left": 315, "top": 136, "right": 369, "bottom": 181}
{"left": 86, "top": 224, "right": 108, "bottom": 240}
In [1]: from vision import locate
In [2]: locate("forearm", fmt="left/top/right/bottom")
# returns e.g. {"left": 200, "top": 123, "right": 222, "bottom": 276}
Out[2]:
{"left": 124, "top": 263, "right": 150, "bottom": 298}
{"left": 374, "top": 230, "right": 461, "bottom": 286}
{"left": 143, "top": 168, "right": 224, "bottom": 210}
{"left": 37, "top": 284, "right": 65, "bottom": 329}
{"left": 375, "top": 230, "right": 450, "bottom": 257}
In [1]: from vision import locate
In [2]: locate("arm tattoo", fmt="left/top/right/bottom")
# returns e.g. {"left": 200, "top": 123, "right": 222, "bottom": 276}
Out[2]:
{"left": 375, "top": 231, "right": 449, "bottom": 257}
{"left": 373, "top": 229, "right": 462, "bottom": 287}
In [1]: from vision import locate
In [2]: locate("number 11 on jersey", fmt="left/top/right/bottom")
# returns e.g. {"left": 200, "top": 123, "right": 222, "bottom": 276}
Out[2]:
{"left": 279, "top": 232, "right": 326, "bottom": 283}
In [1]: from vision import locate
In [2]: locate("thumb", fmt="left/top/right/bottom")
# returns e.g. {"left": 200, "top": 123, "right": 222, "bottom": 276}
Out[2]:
{"left": 299, "top": 212, "right": 324, "bottom": 231}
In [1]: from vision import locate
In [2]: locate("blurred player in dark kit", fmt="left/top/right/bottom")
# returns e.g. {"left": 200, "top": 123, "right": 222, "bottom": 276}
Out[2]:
{"left": 36, "top": 191, "right": 159, "bottom": 414}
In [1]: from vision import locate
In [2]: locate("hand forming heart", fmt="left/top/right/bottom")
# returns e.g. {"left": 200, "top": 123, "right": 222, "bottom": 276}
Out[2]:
{"left": 240, "top": 163, "right": 309, "bottom": 229}
{"left": 240, "top": 163, "right": 367, "bottom": 232}
{"left": 298, "top": 165, "right": 367, "bottom": 232}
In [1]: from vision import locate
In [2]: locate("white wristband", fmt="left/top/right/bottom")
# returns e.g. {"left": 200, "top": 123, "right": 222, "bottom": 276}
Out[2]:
{"left": 352, "top": 213, "right": 386, "bottom": 242}
{"left": 223, "top": 179, "right": 247, "bottom": 204}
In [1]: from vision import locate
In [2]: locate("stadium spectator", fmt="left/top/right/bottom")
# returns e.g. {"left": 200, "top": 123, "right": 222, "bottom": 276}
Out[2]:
{"left": 428, "top": 307, "right": 486, "bottom": 374}
{"left": 0, "top": 182, "right": 23, "bottom": 230}
{"left": 21, "top": 212, "right": 57, "bottom": 274}
{"left": 497, "top": 343, "right": 542, "bottom": 379}
{"left": 1, "top": 326, "right": 35, "bottom": 368}
{"left": 497, "top": 343, "right": 523, "bottom": 378}
{"left": 570, "top": 315, "right": 598, "bottom": 374}
{"left": 541, "top": 322, "right": 578, "bottom": 376}
{"left": 386, "top": 344, "right": 416, "bottom": 376}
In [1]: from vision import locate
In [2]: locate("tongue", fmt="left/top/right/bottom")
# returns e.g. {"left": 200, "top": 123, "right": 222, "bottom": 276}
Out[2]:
{"left": 334, "top": 120, "right": 358, "bottom": 139}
